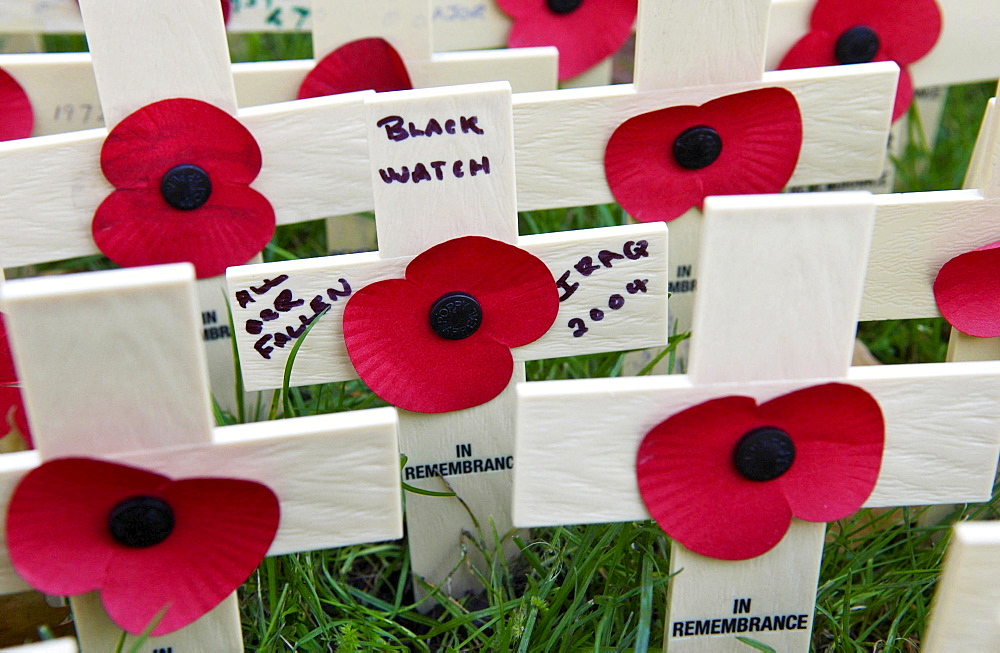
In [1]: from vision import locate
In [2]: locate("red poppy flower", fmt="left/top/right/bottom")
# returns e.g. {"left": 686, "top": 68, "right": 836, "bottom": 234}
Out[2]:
{"left": 298, "top": 38, "right": 413, "bottom": 99}
{"left": 0, "top": 312, "right": 30, "bottom": 446}
{"left": 604, "top": 88, "right": 802, "bottom": 224}
{"left": 92, "top": 98, "right": 275, "bottom": 280}
{"left": 934, "top": 240, "right": 1000, "bottom": 337}
{"left": 6, "top": 458, "right": 279, "bottom": 636}
{"left": 0, "top": 66, "right": 33, "bottom": 141}
{"left": 496, "top": 0, "right": 637, "bottom": 81}
{"left": 777, "top": 0, "right": 942, "bottom": 122}
{"left": 636, "top": 383, "right": 884, "bottom": 561}
{"left": 343, "top": 236, "right": 558, "bottom": 413}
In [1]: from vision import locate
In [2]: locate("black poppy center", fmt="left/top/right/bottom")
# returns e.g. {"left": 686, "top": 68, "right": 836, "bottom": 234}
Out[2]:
{"left": 733, "top": 426, "right": 796, "bottom": 482}
{"left": 834, "top": 25, "right": 880, "bottom": 65}
{"left": 546, "top": 0, "right": 583, "bottom": 15}
{"left": 108, "top": 496, "right": 175, "bottom": 548}
{"left": 672, "top": 126, "right": 723, "bottom": 170}
{"left": 430, "top": 292, "right": 482, "bottom": 340}
{"left": 160, "top": 164, "right": 212, "bottom": 211}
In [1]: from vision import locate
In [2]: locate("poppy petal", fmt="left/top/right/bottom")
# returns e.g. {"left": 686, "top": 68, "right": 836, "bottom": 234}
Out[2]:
{"left": 404, "top": 237, "right": 559, "bottom": 348}
{"left": 637, "top": 396, "right": 794, "bottom": 561}
{"left": 810, "top": 0, "right": 942, "bottom": 66}
{"left": 100, "top": 99, "right": 262, "bottom": 189}
{"left": 0, "top": 384, "right": 31, "bottom": 446}
{"left": 343, "top": 278, "right": 515, "bottom": 413}
{"left": 934, "top": 240, "right": 1000, "bottom": 337}
{"left": 0, "top": 313, "right": 17, "bottom": 384}
{"left": 760, "top": 384, "right": 884, "bottom": 522}
{"left": 605, "top": 88, "right": 802, "bottom": 223}
{"left": 891, "top": 65, "right": 915, "bottom": 122}
{"left": 92, "top": 183, "right": 275, "bottom": 279}
{"left": 298, "top": 38, "right": 413, "bottom": 99}
{"left": 498, "top": 0, "right": 637, "bottom": 81}
{"left": 778, "top": 30, "right": 840, "bottom": 69}
{"left": 0, "top": 66, "right": 33, "bottom": 141}
{"left": 101, "top": 477, "right": 278, "bottom": 636}
{"left": 6, "top": 459, "right": 169, "bottom": 596}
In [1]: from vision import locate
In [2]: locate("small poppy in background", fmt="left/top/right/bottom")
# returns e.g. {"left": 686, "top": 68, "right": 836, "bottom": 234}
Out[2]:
{"left": 92, "top": 98, "right": 275, "bottom": 279}
{"left": 496, "top": 0, "right": 637, "bottom": 82}
{"left": 934, "top": 240, "right": 1000, "bottom": 337}
{"left": 7, "top": 458, "right": 279, "bottom": 635}
{"left": 777, "top": 0, "right": 942, "bottom": 122}
{"left": 343, "top": 236, "right": 559, "bottom": 413}
{"left": 298, "top": 38, "right": 413, "bottom": 99}
{"left": 0, "top": 66, "right": 33, "bottom": 141}
{"left": 636, "top": 383, "right": 884, "bottom": 560}
{"left": 604, "top": 87, "right": 802, "bottom": 224}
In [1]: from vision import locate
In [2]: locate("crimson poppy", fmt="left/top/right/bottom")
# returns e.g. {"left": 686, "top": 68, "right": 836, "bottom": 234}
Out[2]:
{"left": 342, "top": 236, "right": 558, "bottom": 413}
{"left": 636, "top": 383, "right": 884, "bottom": 561}
{"left": 0, "top": 66, "right": 33, "bottom": 141}
{"left": 92, "top": 98, "right": 275, "bottom": 280}
{"left": 495, "top": 0, "right": 637, "bottom": 81}
{"left": 604, "top": 88, "right": 802, "bottom": 224}
{"left": 298, "top": 38, "right": 413, "bottom": 99}
{"left": 0, "top": 312, "right": 30, "bottom": 446}
{"left": 934, "top": 240, "right": 1000, "bottom": 337}
{"left": 777, "top": 0, "right": 942, "bottom": 122}
{"left": 6, "top": 458, "right": 279, "bottom": 635}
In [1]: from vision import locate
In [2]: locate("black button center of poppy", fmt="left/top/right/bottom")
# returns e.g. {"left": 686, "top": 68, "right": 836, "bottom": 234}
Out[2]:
{"left": 108, "top": 496, "right": 175, "bottom": 548}
{"left": 430, "top": 292, "right": 482, "bottom": 340}
{"left": 672, "top": 126, "right": 723, "bottom": 170}
{"left": 546, "top": 0, "right": 582, "bottom": 15}
{"left": 160, "top": 164, "right": 212, "bottom": 211}
{"left": 835, "top": 25, "right": 880, "bottom": 65}
{"left": 733, "top": 426, "right": 796, "bottom": 482}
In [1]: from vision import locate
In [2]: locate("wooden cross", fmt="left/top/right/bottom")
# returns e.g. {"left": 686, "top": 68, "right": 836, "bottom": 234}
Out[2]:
{"left": 0, "top": 263, "right": 403, "bottom": 650}
{"left": 513, "top": 191, "right": 1000, "bottom": 651}
{"left": 922, "top": 521, "right": 1000, "bottom": 651}
{"left": 227, "top": 81, "right": 669, "bottom": 600}
{"left": 0, "top": 0, "right": 381, "bottom": 411}
{"left": 3, "top": 639, "right": 78, "bottom": 653}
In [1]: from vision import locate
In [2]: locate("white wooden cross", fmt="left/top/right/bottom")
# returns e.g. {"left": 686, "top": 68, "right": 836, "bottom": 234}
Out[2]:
{"left": 3, "top": 640, "right": 78, "bottom": 653}
{"left": 0, "top": 0, "right": 381, "bottom": 413}
{"left": 513, "top": 191, "right": 1000, "bottom": 652}
{"left": 509, "top": 0, "right": 897, "bottom": 370}
{"left": 0, "top": 263, "right": 402, "bottom": 650}
{"left": 227, "top": 81, "right": 669, "bottom": 600}
{"left": 922, "top": 521, "right": 1000, "bottom": 651}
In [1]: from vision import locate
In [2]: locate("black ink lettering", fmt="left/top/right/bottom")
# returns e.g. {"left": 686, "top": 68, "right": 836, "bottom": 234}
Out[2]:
{"left": 412, "top": 163, "right": 433, "bottom": 183}
{"left": 694, "top": 620, "right": 711, "bottom": 636}
{"left": 773, "top": 615, "right": 785, "bottom": 630}
{"left": 250, "top": 275, "right": 289, "bottom": 295}
{"left": 711, "top": 619, "right": 721, "bottom": 635}
{"left": 431, "top": 160, "right": 447, "bottom": 180}
{"left": 590, "top": 308, "right": 604, "bottom": 321}
{"left": 235, "top": 290, "right": 255, "bottom": 308}
{"left": 556, "top": 270, "right": 579, "bottom": 301}
{"left": 505, "top": 455, "right": 513, "bottom": 469}
{"left": 627, "top": 279, "right": 649, "bottom": 294}
{"left": 469, "top": 156, "right": 490, "bottom": 176}
{"left": 310, "top": 295, "right": 331, "bottom": 314}
{"left": 720, "top": 618, "right": 737, "bottom": 634}
{"left": 260, "top": 309, "right": 279, "bottom": 322}
{"left": 749, "top": 617, "right": 760, "bottom": 631}
{"left": 598, "top": 249, "right": 625, "bottom": 268}
{"left": 327, "top": 279, "right": 352, "bottom": 300}
{"left": 798, "top": 614, "right": 809, "bottom": 630}
{"left": 609, "top": 294, "right": 624, "bottom": 310}
{"left": 408, "top": 122, "right": 425, "bottom": 137}
{"left": 462, "top": 460, "right": 472, "bottom": 473}
{"left": 379, "top": 166, "right": 411, "bottom": 184}
{"left": 404, "top": 467, "right": 415, "bottom": 480}
{"left": 202, "top": 311, "right": 217, "bottom": 325}
{"left": 737, "top": 617, "right": 748, "bottom": 632}
{"left": 484, "top": 457, "right": 495, "bottom": 471}
{"left": 457, "top": 443, "right": 472, "bottom": 457}
{"left": 677, "top": 265, "right": 692, "bottom": 278}
{"left": 274, "top": 289, "right": 305, "bottom": 312}
{"left": 424, "top": 119, "right": 443, "bottom": 136}
{"left": 569, "top": 318, "right": 588, "bottom": 337}
{"left": 624, "top": 240, "right": 649, "bottom": 260}
{"left": 761, "top": 616, "right": 773, "bottom": 631}
{"left": 246, "top": 319, "right": 264, "bottom": 335}
{"left": 473, "top": 459, "right": 484, "bottom": 473}
{"left": 377, "top": 115, "right": 408, "bottom": 142}
{"left": 254, "top": 334, "right": 274, "bottom": 360}
{"left": 574, "top": 256, "right": 600, "bottom": 277}
{"left": 460, "top": 116, "right": 484, "bottom": 134}
{"left": 734, "top": 598, "right": 751, "bottom": 614}
{"left": 445, "top": 119, "right": 457, "bottom": 134}
{"left": 453, "top": 160, "right": 465, "bottom": 178}
{"left": 285, "top": 323, "right": 307, "bottom": 339}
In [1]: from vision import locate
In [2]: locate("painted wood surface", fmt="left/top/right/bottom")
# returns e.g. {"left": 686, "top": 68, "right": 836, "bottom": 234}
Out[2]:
{"left": 923, "top": 521, "right": 1000, "bottom": 651}
{"left": 512, "top": 192, "right": 1000, "bottom": 652}
{"left": 2, "top": 638, "right": 79, "bottom": 653}
{"left": 0, "top": 264, "right": 402, "bottom": 650}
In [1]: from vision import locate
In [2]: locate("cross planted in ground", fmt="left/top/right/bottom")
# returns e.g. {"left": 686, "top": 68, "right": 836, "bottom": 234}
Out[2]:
{"left": 512, "top": 191, "right": 1000, "bottom": 652}
{"left": 227, "top": 81, "right": 669, "bottom": 601}
{"left": 0, "top": 263, "right": 402, "bottom": 651}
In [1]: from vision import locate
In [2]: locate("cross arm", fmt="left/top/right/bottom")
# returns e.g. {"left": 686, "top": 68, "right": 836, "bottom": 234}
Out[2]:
{"left": 512, "top": 62, "right": 899, "bottom": 212}
{"left": 228, "top": 223, "right": 669, "bottom": 391}
{"left": 512, "top": 361, "right": 1000, "bottom": 528}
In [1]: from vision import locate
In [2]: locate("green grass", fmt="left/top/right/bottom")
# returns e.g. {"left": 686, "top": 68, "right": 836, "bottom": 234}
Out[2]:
{"left": 14, "top": 30, "right": 1000, "bottom": 650}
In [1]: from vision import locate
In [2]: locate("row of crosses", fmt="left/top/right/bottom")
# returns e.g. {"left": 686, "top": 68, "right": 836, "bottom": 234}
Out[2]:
{"left": 1, "top": 0, "right": 999, "bottom": 649}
